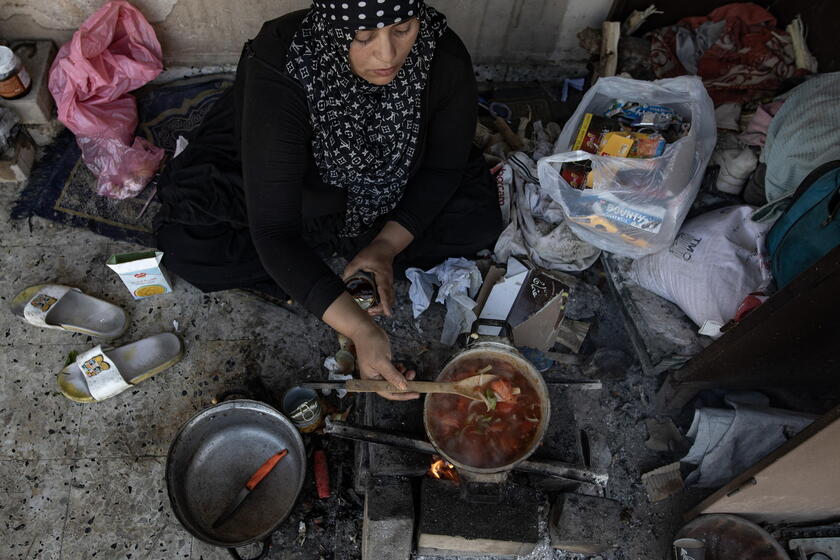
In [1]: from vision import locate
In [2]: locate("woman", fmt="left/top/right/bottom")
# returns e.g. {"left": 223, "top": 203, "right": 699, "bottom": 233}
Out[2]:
{"left": 155, "top": 1, "right": 502, "bottom": 399}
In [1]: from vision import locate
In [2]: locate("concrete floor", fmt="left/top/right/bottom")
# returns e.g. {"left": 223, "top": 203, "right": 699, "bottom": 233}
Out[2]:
{"left": 0, "top": 177, "right": 350, "bottom": 559}
{"left": 0, "top": 167, "right": 703, "bottom": 560}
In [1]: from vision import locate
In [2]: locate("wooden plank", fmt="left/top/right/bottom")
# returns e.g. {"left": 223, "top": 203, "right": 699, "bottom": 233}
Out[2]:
{"left": 686, "top": 405, "right": 840, "bottom": 523}
{"left": 598, "top": 21, "right": 621, "bottom": 78}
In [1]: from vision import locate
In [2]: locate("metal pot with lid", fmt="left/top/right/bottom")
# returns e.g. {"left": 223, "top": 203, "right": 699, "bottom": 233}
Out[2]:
{"left": 423, "top": 319, "right": 551, "bottom": 502}
{"left": 166, "top": 400, "right": 306, "bottom": 560}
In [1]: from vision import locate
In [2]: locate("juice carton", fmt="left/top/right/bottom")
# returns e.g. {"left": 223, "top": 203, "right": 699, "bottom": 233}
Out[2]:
{"left": 106, "top": 251, "right": 173, "bottom": 299}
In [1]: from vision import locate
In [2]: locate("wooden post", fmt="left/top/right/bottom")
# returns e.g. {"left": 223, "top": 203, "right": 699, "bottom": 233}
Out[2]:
{"left": 598, "top": 21, "right": 621, "bottom": 79}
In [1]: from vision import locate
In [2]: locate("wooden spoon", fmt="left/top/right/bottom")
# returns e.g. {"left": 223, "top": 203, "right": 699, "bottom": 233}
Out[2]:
{"left": 345, "top": 374, "right": 500, "bottom": 401}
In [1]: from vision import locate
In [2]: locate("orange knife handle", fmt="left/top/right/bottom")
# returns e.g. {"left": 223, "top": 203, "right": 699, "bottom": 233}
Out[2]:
{"left": 246, "top": 449, "right": 288, "bottom": 490}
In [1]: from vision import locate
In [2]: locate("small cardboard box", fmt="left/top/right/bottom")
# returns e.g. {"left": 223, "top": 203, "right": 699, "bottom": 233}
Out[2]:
{"left": 107, "top": 251, "right": 173, "bottom": 299}
{"left": 473, "top": 257, "right": 570, "bottom": 351}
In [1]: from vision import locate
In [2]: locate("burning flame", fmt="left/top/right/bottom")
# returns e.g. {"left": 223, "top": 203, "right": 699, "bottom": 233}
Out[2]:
{"left": 428, "top": 456, "right": 460, "bottom": 483}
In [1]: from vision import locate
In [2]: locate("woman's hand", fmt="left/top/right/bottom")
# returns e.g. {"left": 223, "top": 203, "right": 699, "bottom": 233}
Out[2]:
{"left": 343, "top": 221, "right": 414, "bottom": 316}
{"left": 343, "top": 237, "right": 397, "bottom": 317}
{"left": 351, "top": 321, "right": 419, "bottom": 401}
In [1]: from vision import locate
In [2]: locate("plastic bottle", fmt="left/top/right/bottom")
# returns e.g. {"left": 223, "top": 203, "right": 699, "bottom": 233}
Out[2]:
{"left": 0, "top": 46, "right": 32, "bottom": 100}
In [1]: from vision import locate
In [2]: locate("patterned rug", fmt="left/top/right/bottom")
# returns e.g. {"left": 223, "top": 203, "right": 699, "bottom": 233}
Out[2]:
{"left": 11, "top": 74, "right": 234, "bottom": 247}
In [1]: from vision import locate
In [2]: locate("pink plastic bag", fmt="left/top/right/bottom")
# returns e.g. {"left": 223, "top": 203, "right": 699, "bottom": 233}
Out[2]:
{"left": 49, "top": 0, "right": 165, "bottom": 199}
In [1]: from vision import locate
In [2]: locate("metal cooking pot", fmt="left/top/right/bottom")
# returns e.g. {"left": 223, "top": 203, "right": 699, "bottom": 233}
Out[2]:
{"left": 166, "top": 400, "right": 306, "bottom": 560}
{"left": 423, "top": 319, "right": 551, "bottom": 502}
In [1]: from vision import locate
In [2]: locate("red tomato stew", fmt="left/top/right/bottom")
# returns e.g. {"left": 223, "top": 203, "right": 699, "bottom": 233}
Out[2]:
{"left": 426, "top": 356, "right": 543, "bottom": 469}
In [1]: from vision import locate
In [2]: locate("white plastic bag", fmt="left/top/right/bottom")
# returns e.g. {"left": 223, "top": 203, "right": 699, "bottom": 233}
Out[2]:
{"left": 537, "top": 76, "right": 716, "bottom": 257}
{"left": 628, "top": 206, "right": 772, "bottom": 337}
{"left": 494, "top": 162, "right": 601, "bottom": 272}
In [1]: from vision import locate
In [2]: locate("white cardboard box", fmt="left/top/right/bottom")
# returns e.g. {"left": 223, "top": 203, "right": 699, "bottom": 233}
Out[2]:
{"left": 473, "top": 257, "right": 570, "bottom": 351}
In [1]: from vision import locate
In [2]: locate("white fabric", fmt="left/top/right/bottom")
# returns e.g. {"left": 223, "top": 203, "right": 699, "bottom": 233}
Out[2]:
{"left": 405, "top": 258, "right": 482, "bottom": 345}
{"left": 494, "top": 161, "right": 601, "bottom": 272}
{"left": 682, "top": 392, "right": 816, "bottom": 487}
{"left": 76, "top": 345, "right": 131, "bottom": 401}
{"left": 22, "top": 285, "right": 74, "bottom": 329}
{"left": 629, "top": 206, "right": 772, "bottom": 337}
{"left": 713, "top": 148, "right": 758, "bottom": 195}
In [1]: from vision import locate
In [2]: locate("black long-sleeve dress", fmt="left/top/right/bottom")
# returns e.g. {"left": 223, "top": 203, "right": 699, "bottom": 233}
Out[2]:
{"left": 155, "top": 10, "right": 502, "bottom": 318}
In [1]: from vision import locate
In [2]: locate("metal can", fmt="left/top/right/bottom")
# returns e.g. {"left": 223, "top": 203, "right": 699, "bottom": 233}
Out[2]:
{"left": 673, "top": 538, "right": 705, "bottom": 560}
{"left": 344, "top": 271, "right": 379, "bottom": 310}
{"left": 282, "top": 387, "right": 324, "bottom": 433}
{"left": 0, "top": 46, "right": 32, "bottom": 100}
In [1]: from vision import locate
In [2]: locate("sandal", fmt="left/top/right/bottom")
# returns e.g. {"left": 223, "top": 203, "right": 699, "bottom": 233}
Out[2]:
{"left": 11, "top": 284, "right": 127, "bottom": 339}
{"left": 58, "top": 333, "right": 184, "bottom": 402}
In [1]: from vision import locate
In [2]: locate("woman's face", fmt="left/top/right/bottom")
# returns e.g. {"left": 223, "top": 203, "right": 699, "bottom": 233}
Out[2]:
{"left": 348, "top": 18, "right": 420, "bottom": 85}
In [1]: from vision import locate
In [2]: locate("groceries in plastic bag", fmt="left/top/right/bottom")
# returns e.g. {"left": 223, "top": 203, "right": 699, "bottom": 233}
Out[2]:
{"left": 628, "top": 206, "right": 772, "bottom": 338}
{"left": 48, "top": 0, "right": 164, "bottom": 199}
{"left": 537, "top": 76, "right": 716, "bottom": 257}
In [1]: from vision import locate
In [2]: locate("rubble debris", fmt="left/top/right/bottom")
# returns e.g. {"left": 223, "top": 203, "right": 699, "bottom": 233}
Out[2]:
{"left": 644, "top": 417, "right": 690, "bottom": 453}
{"left": 295, "top": 520, "right": 307, "bottom": 546}
{"left": 641, "top": 461, "right": 684, "bottom": 502}
{"left": 417, "top": 478, "right": 541, "bottom": 558}
{"left": 602, "top": 253, "right": 708, "bottom": 375}
{"left": 578, "top": 27, "right": 602, "bottom": 56}
{"left": 549, "top": 492, "right": 622, "bottom": 554}
{"left": 556, "top": 318, "right": 591, "bottom": 353}
{"left": 565, "top": 275, "right": 604, "bottom": 321}
{"left": 362, "top": 478, "right": 414, "bottom": 560}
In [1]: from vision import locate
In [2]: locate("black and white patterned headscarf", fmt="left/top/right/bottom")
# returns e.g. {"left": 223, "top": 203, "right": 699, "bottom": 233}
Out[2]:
{"left": 286, "top": 1, "right": 447, "bottom": 236}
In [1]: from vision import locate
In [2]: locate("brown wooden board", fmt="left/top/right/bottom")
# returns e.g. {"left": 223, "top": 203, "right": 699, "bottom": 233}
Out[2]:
{"left": 686, "top": 404, "right": 840, "bottom": 524}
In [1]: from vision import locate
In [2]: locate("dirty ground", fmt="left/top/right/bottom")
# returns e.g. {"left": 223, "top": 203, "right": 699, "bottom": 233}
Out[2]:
{"left": 1, "top": 164, "right": 710, "bottom": 560}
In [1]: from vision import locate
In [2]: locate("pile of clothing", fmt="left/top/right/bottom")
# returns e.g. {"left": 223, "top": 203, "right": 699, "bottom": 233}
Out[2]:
{"left": 646, "top": 3, "right": 798, "bottom": 105}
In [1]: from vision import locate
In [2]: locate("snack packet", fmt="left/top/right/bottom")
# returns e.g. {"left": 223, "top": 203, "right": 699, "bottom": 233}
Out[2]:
{"left": 106, "top": 251, "right": 173, "bottom": 299}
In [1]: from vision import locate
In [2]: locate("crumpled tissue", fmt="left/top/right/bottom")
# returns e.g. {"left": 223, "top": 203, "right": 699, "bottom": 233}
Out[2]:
{"left": 405, "top": 257, "right": 482, "bottom": 345}
{"left": 321, "top": 357, "right": 352, "bottom": 398}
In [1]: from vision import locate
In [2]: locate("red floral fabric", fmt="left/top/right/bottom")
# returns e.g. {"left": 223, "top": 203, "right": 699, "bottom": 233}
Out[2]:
{"left": 647, "top": 3, "right": 797, "bottom": 105}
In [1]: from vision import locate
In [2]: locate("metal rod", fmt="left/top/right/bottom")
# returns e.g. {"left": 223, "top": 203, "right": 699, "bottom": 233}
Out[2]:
{"left": 514, "top": 458, "right": 609, "bottom": 486}
{"left": 323, "top": 419, "right": 608, "bottom": 486}
{"left": 324, "top": 418, "right": 435, "bottom": 454}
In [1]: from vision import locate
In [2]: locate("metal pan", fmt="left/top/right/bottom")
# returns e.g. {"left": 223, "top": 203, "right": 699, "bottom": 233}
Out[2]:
{"left": 166, "top": 400, "right": 306, "bottom": 556}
